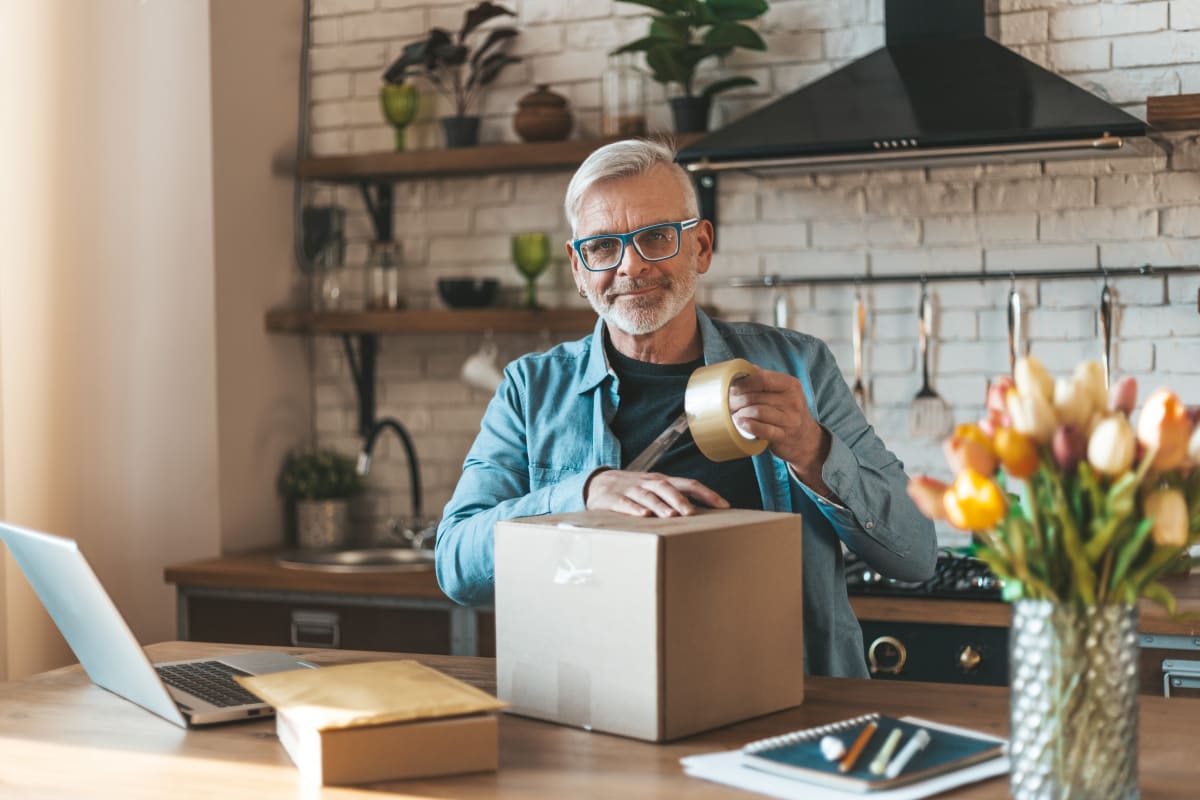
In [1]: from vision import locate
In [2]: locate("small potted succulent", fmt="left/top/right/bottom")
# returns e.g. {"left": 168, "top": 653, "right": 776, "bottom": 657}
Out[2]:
{"left": 611, "top": 0, "right": 769, "bottom": 133}
{"left": 382, "top": 1, "right": 522, "bottom": 148}
{"left": 278, "top": 448, "right": 363, "bottom": 550}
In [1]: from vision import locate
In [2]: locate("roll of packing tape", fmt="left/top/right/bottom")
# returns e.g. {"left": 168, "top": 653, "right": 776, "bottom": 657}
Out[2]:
{"left": 684, "top": 358, "right": 769, "bottom": 462}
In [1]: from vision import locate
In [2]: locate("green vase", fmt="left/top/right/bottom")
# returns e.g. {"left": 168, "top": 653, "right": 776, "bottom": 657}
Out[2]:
{"left": 379, "top": 83, "right": 419, "bottom": 151}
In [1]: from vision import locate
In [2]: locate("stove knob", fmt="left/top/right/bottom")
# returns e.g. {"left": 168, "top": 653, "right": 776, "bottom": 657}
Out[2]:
{"left": 958, "top": 645, "right": 982, "bottom": 672}
{"left": 867, "top": 636, "right": 907, "bottom": 675}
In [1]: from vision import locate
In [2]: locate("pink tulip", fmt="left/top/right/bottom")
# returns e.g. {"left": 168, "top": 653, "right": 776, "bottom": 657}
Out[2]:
{"left": 1052, "top": 425, "right": 1088, "bottom": 472}
{"left": 986, "top": 376, "right": 1014, "bottom": 428}
{"left": 943, "top": 435, "right": 998, "bottom": 477}
{"left": 1135, "top": 388, "right": 1193, "bottom": 472}
{"left": 1108, "top": 376, "right": 1138, "bottom": 416}
{"left": 907, "top": 476, "right": 950, "bottom": 521}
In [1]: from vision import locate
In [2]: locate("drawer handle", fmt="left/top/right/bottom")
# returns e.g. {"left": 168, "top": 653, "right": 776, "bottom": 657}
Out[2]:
{"left": 290, "top": 610, "right": 341, "bottom": 649}
{"left": 867, "top": 635, "right": 907, "bottom": 675}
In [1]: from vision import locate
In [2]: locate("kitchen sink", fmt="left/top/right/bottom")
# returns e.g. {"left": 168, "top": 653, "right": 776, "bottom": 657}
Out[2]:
{"left": 276, "top": 547, "right": 434, "bottom": 572}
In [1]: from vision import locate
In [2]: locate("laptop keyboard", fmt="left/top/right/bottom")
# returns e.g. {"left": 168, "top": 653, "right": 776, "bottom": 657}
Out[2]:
{"left": 155, "top": 660, "right": 263, "bottom": 708}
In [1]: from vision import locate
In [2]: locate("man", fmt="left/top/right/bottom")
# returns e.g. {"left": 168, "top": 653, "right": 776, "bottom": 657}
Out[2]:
{"left": 435, "top": 139, "right": 936, "bottom": 677}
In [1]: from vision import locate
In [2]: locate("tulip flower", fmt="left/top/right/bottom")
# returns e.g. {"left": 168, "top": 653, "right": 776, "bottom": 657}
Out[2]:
{"left": 993, "top": 426, "right": 1040, "bottom": 479}
{"left": 1014, "top": 355, "right": 1054, "bottom": 402}
{"left": 986, "top": 376, "right": 1014, "bottom": 429}
{"left": 1136, "top": 388, "right": 1193, "bottom": 472}
{"left": 1087, "top": 414, "right": 1136, "bottom": 477}
{"left": 1188, "top": 423, "right": 1200, "bottom": 468}
{"left": 942, "top": 468, "right": 1006, "bottom": 531}
{"left": 1053, "top": 377, "right": 1096, "bottom": 429}
{"left": 1007, "top": 385, "right": 1057, "bottom": 443}
{"left": 1108, "top": 375, "right": 1138, "bottom": 417}
{"left": 1052, "top": 424, "right": 1087, "bottom": 472}
{"left": 1144, "top": 488, "right": 1189, "bottom": 548}
{"left": 1072, "top": 360, "right": 1108, "bottom": 417}
{"left": 944, "top": 434, "right": 998, "bottom": 476}
{"left": 906, "top": 476, "right": 950, "bottom": 521}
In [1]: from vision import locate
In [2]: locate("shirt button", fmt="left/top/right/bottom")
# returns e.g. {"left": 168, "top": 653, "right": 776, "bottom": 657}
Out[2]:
{"left": 865, "top": 521, "right": 874, "bottom": 530}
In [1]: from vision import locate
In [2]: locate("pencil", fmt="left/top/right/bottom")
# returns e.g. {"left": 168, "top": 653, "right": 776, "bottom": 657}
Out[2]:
{"left": 838, "top": 720, "right": 879, "bottom": 773}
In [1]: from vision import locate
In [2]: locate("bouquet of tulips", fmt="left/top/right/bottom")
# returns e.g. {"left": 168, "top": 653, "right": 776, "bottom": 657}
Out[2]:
{"left": 908, "top": 356, "right": 1200, "bottom": 610}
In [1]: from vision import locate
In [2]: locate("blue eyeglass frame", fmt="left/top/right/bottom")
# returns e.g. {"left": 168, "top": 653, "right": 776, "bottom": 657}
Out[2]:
{"left": 570, "top": 217, "right": 701, "bottom": 272}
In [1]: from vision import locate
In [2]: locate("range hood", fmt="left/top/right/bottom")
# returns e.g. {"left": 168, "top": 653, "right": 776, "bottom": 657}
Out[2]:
{"left": 677, "top": 0, "right": 1151, "bottom": 174}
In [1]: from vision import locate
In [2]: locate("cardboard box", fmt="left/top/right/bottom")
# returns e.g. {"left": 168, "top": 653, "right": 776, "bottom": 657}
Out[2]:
{"left": 276, "top": 709, "right": 499, "bottom": 786}
{"left": 495, "top": 508, "right": 804, "bottom": 742}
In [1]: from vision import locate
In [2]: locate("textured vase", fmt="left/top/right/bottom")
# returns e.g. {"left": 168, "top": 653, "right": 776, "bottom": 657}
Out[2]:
{"left": 295, "top": 499, "right": 350, "bottom": 551}
{"left": 1008, "top": 600, "right": 1139, "bottom": 800}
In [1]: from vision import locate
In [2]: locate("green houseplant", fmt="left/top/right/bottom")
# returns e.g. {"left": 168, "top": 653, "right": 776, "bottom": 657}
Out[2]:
{"left": 278, "top": 448, "right": 363, "bottom": 550}
{"left": 611, "top": 0, "right": 769, "bottom": 133}
{"left": 382, "top": 1, "right": 522, "bottom": 148}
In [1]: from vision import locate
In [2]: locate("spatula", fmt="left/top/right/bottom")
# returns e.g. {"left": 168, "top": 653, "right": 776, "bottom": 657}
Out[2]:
{"left": 851, "top": 289, "right": 868, "bottom": 411}
{"left": 907, "top": 286, "right": 954, "bottom": 439}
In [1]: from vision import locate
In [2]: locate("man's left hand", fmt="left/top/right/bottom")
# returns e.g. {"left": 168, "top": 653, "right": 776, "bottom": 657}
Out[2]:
{"left": 726, "top": 368, "right": 832, "bottom": 493}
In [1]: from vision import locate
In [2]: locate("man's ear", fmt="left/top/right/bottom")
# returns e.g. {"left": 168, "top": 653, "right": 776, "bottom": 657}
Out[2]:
{"left": 694, "top": 219, "right": 714, "bottom": 275}
{"left": 565, "top": 239, "right": 585, "bottom": 291}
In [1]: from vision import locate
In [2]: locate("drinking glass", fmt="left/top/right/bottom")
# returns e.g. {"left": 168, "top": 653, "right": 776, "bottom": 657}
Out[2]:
{"left": 511, "top": 233, "right": 551, "bottom": 310}
{"left": 379, "top": 83, "right": 419, "bottom": 151}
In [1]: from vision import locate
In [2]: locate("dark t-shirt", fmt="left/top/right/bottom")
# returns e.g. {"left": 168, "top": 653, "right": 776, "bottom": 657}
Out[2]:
{"left": 606, "top": 341, "right": 763, "bottom": 511}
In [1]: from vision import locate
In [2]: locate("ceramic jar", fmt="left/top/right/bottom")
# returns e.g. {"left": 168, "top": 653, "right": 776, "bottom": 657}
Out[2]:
{"left": 513, "top": 84, "right": 573, "bottom": 142}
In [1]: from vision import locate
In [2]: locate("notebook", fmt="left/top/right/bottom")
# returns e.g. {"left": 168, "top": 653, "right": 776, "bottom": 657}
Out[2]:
{"left": 0, "top": 522, "right": 314, "bottom": 727}
{"left": 740, "top": 713, "right": 1006, "bottom": 793}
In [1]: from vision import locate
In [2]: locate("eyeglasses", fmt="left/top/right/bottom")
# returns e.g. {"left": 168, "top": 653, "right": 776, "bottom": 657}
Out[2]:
{"left": 570, "top": 218, "right": 700, "bottom": 272}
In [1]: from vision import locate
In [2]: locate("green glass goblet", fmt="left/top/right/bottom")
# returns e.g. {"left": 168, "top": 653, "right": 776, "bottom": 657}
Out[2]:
{"left": 379, "top": 83, "right": 419, "bottom": 151}
{"left": 511, "top": 232, "right": 552, "bottom": 310}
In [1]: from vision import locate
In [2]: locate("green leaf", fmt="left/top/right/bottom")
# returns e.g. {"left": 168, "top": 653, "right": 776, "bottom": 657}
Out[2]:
{"left": 470, "top": 27, "right": 519, "bottom": 68}
{"left": 650, "top": 16, "right": 691, "bottom": 42}
{"left": 645, "top": 45, "right": 693, "bottom": 87}
{"left": 1106, "top": 470, "right": 1139, "bottom": 518}
{"left": 700, "top": 75, "right": 756, "bottom": 97}
{"left": 702, "top": 21, "right": 767, "bottom": 50}
{"left": 610, "top": 36, "right": 661, "bottom": 55}
{"left": 468, "top": 52, "right": 520, "bottom": 90}
{"left": 1109, "top": 517, "right": 1153, "bottom": 592}
{"left": 1144, "top": 580, "right": 1177, "bottom": 616}
{"left": 707, "top": 0, "right": 769, "bottom": 22}
{"left": 459, "top": 1, "right": 516, "bottom": 43}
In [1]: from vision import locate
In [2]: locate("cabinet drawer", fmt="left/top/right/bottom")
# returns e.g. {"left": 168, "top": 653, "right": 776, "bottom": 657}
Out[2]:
{"left": 186, "top": 596, "right": 451, "bottom": 655}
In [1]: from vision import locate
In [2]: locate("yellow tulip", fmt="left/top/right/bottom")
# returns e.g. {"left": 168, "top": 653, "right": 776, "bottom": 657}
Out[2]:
{"left": 907, "top": 476, "right": 950, "bottom": 521}
{"left": 1144, "top": 488, "right": 1189, "bottom": 548}
{"left": 1071, "top": 360, "right": 1108, "bottom": 418}
{"left": 1014, "top": 355, "right": 1054, "bottom": 403}
{"left": 1053, "top": 376, "right": 1095, "bottom": 429}
{"left": 993, "top": 426, "right": 1040, "bottom": 479}
{"left": 1087, "top": 414, "right": 1136, "bottom": 477}
{"left": 1006, "top": 385, "right": 1057, "bottom": 443}
{"left": 1135, "top": 388, "right": 1193, "bottom": 472}
{"left": 943, "top": 434, "right": 998, "bottom": 477}
{"left": 942, "top": 468, "right": 1006, "bottom": 531}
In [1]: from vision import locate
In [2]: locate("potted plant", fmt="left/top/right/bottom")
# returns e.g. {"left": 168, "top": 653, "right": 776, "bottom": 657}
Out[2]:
{"left": 278, "top": 448, "right": 364, "bottom": 550}
{"left": 611, "top": 0, "right": 769, "bottom": 133}
{"left": 382, "top": 1, "right": 522, "bottom": 148}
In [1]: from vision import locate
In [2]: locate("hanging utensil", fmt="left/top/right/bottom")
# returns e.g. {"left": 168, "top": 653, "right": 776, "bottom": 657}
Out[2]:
{"left": 1007, "top": 283, "right": 1023, "bottom": 377}
{"left": 907, "top": 284, "right": 955, "bottom": 439}
{"left": 851, "top": 288, "right": 867, "bottom": 411}
{"left": 773, "top": 291, "right": 789, "bottom": 329}
{"left": 1100, "top": 283, "right": 1113, "bottom": 389}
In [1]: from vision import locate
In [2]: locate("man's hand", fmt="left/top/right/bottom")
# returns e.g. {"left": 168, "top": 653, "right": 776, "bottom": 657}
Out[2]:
{"left": 585, "top": 470, "right": 730, "bottom": 517}
{"left": 726, "top": 368, "right": 833, "bottom": 494}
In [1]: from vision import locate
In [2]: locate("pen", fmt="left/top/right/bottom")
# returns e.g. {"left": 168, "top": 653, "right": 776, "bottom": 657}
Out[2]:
{"left": 884, "top": 728, "right": 931, "bottom": 779}
{"left": 868, "top": 727, "right": 904, "bottom": 775}
{"left": 838, "top": 720, "right": 878, "bottom": 773}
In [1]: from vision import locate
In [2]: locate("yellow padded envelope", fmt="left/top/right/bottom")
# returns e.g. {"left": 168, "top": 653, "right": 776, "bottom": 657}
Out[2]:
{"left": 235, "top": 660, "right": 507, "bottom": 731}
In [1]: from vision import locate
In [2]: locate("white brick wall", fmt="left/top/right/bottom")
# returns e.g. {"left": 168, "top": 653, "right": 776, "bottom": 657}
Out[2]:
{"left": 303, "top": 0, "right": 1200, "bottom": 543}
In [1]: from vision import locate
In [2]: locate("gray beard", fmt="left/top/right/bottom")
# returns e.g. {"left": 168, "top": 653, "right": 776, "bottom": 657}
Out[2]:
{"left": 583, "top": 269, "right": 698, "bottom": 336}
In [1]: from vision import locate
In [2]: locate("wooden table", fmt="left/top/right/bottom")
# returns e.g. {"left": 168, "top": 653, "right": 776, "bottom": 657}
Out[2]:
{"left": 1, "top": 642, "right": 1198, "bottom": 799}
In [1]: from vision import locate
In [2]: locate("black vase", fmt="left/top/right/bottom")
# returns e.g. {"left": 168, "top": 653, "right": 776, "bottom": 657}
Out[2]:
{"left": 669, "top": 96, "right": 712, "bottom": 134}
{"left": 441, "top": 116, "right": 481, "bottom": 148}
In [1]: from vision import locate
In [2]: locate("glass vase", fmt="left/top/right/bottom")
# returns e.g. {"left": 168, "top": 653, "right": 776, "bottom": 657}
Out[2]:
{"left": 1008, "top": 600, "right": 1139, "bottom": 800}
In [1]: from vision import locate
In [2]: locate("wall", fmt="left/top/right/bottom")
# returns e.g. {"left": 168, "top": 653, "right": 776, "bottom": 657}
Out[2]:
{"left": 0, "top": 0, "right": 222, "bottom": 678}
{"left": 304, "top": 0, "right": 1200, "bottom": 543}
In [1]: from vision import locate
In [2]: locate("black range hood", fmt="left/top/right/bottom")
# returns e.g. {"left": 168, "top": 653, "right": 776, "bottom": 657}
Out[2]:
{"left": 677, "top": 0, "right": 1151, "bottom": 174}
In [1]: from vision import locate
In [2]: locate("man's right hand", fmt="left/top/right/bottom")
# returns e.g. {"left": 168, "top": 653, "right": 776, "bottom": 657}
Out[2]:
{"left": 584, "top": 470, "right": 730, "bottom": 517}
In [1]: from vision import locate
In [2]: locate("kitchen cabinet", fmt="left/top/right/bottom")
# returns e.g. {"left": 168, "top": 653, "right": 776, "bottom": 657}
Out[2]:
{"left": 163, "top": 553, "right": 494, "bottom": 658}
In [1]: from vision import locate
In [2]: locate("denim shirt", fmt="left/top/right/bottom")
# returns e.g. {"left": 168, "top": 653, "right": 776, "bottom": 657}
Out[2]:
{"left": 435, "top": 309, "right": 937, "bottom": 677}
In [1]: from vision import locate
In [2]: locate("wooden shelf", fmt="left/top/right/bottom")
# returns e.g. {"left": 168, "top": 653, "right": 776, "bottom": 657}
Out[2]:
{"left": 295, "top": 134, "right": 704, "bottom": 183}
{"left": 1147, "top": 92, "right": 1200, "bottom": 131}
{"left": 265, "top": 307, "right": 599, "bottom": 335}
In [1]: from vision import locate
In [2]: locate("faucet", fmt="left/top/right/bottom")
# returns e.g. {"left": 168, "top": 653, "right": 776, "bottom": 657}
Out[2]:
{"left": 356, "top": 417, "right": 424, "bottom": 543}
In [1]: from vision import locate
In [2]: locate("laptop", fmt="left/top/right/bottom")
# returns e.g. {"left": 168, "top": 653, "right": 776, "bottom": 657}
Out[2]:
{"left": 0, "top": 522, "right": 316, "bottom": 727}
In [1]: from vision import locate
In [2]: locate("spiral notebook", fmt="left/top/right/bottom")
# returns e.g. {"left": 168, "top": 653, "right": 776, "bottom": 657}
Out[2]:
{"left": 739, "top": 713, "right": 1005, "bottom": 793}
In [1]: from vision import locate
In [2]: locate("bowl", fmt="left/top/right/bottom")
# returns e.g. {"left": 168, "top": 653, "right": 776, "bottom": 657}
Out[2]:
{"left": 437, "top": 278, "right": 499, "bottom": 309}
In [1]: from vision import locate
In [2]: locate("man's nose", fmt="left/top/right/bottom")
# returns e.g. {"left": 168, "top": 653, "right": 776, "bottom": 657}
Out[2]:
{"left": 616, "top": 241, "right": 651, "bottom": 277}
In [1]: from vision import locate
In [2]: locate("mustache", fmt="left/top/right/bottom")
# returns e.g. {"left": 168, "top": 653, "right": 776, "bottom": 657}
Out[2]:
{"left": 603, "top": 277, "right": 671, "bottom": 299}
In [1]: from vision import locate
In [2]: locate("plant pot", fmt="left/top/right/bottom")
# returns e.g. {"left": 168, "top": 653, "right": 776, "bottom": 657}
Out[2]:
{"left": 1008, "top": 600, "right": 1139, "bottom": 800}
{"left": 441, "top": 116, "right": 481, "bottom": 148}
{"left": 669, "top": 95, "right": 712, "bottom": 134}
{"left": 514, "top": 84, "right": 573, "bottom": 142}
{"left": 295, "top": 499, "right": 350, "bottom": 551}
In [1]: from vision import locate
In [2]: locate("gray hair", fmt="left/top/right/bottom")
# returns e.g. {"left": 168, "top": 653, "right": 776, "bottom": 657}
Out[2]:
{"left": 564, "top": 139, "right": 699, "bottom": 234}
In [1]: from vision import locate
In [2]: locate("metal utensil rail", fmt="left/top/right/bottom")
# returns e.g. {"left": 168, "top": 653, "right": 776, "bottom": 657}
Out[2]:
{"left": 731, "top": 264, "right": 1200, "bottom": 291}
